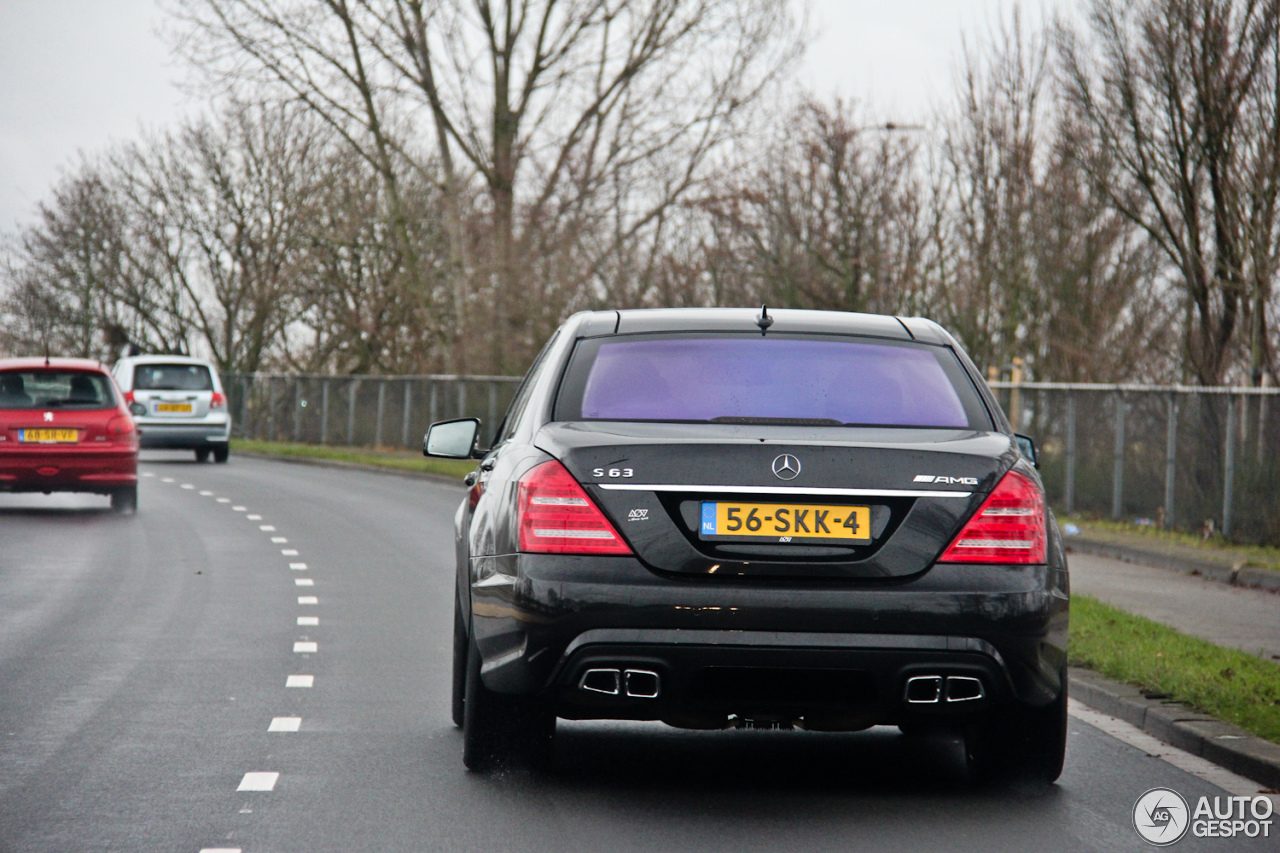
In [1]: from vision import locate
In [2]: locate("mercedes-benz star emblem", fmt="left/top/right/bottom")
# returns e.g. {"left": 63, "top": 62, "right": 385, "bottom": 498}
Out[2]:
{"left": 771, "top": 454, "right": 801, "bottom": 481}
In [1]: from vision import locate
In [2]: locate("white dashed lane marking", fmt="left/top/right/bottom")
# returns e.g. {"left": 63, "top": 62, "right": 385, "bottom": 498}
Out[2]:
{"left": 161, "top": 477, "right": 175, "bottom": 483}
{"left": 236, "top": 772, "right": 279, "bottom": 792}
{"left": 289, "top": 562, "right": 307, "bottom": 570}
{"left": 281, "top": 548, "right": 299, "bottom": 556}
{"left": 247, "top": 514, "right": 262, "bottom": 520}
{"left": 268, "top": 717, "right": 302, "bottom": 732}
{"left": 259, "top": 525, "right": 276, "bottom": 531}
{"left": 297, "top": 616, "right": 319, "bottom": 626}
{"left": 298, "top": 596, "right": 318, "bottom": 605}
{"left": 199, "top": 848, "right": 241, "bottom": 853}
{"left": 295, "top": 579, "right": 314, "bottom": 587}
{"left": 271, "top": 537, "right": 288, "bottom": 544}
{"left": 286, "top": 675, "right": 314, "bottom": 688}
{"left": 181, "top": 484, "right": 194, "bottom": 490}
{"left": 199, "top": 490, "right": 213, "bottom": 496}
{"left": 141, "top": 472, "right": 154, "bottom": 477}
{"left": 216, "top": 498, "right": 230, "bottom": 503}
{"left": 293, "top": 642, "right": 318, "bottom": 653}
{"left": 232, "top": 506, "right": 247, "bottom": 512}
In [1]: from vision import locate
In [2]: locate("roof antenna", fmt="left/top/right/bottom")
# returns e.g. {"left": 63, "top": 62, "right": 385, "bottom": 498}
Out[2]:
{"left": 755, "top": 304, "right": 774, "bottom": 335}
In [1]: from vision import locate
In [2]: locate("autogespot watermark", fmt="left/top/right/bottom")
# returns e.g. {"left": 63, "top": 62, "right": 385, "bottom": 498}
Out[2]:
{"left": 1133, "top": 787, "right": 1274, "bottom": 845}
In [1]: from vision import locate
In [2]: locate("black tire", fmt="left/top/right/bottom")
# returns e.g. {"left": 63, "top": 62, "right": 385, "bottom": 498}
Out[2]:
{"left": 110, "top": 485, "right": 138, "bottom": 514}
{"left": 462, "top": 635, "right": 555, "bottom": 772}
{"left": 451, "top": 598, "right": 468, "bottom": 728}
{"left": 212, "top": 445, "right": 230, "bottom": 464}
{"left": 195, "top": 448, "right": 211, "bottom": 463}
{"left": 965, "top": 672, "right": 1068, "bottom": 785}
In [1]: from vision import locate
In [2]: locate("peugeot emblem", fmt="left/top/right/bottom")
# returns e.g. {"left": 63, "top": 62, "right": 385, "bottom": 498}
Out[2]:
{"left": 771, "top": 454, "right": 801, "bottom": 481}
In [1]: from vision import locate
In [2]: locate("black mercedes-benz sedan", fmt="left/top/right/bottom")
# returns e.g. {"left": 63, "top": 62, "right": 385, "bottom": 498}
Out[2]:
{"left": 426, "top": 307, "right": 1068, "bottom": 782}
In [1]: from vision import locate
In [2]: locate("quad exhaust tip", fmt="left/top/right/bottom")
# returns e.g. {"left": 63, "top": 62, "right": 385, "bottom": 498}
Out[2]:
{"left": 904, "top": 674, "right": 985, "bottom": 704}
{"left": 578, "top": 668, "right": 661, "bottom": 699}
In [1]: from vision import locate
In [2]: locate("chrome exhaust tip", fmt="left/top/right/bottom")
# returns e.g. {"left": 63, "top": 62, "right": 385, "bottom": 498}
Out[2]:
{"left": 904, "top": 675, "right": 943, "bottom": 704}
{"left": 579, "top": 668, "right": 621, "bottom": 695}
{"left": 944, "top": 675, "right": 985, "bottom": 703}
{"left": 623, "top": 669, "right": 661, "bottom": 699}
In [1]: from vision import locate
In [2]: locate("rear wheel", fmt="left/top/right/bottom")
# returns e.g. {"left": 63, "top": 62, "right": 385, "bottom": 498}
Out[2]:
{"left": 965, "top": 672, "right": 1067, "bottom": 785}
{"left": 110, "top": 485, "right": 137, "bottom": 514}
{"left": 212, "top": 445, "right": 229, "bottom": 464}
{"left": 462, "top": 635, "right": 555, "bottom": 772}
{"left": 451, "top": 598, "right": 467, "bottom": 727}
{"left": 195, "top": 448, "right": 210, "bottom": 463}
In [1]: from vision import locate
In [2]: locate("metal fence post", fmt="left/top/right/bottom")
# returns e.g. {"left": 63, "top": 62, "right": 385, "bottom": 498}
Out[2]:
{"left": 375, "top": 379, "right": 386, "bottom": 448}
{"left": 321, "top": 379, "right": 330, "bottom": 445}
{"left": 1224, "top": 394, "right": 1236, "bottom": 538}
{"left": 457, "top": 380, "right": 467, "bottom": 419}
{"left": 430, "top": 381, "right": 439, "bottom": 426}
{"left": 402, "top": 380, "right": 412, "bottom": 448}
{"left": 267, "top": 377, "right": 278, "bottom": 442}
{"left": 347, "top": 379, "right": 359, "bottom": 445}
{"left": 1112, "top": 391, "right": 1126, "bottom": 521}
{"left": 488, "top": 381, "right": 498, "bottom": 444}
{"left": 293, "top": 378, "right": 302, "bottom": 442}
{"left": 1064, "top": 391, "right": 1076, "bottom": 515}
{"left": 1164, "top": 392, "right": 1178, "bottom": 529}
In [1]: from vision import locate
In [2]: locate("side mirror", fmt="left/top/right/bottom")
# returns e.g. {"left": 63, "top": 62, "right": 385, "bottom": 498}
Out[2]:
{"left": 1014, "top": 434, "right": 1038, "bottom": 468}
{"left": 424, "top": 418, "right": 482, "bottom": 459}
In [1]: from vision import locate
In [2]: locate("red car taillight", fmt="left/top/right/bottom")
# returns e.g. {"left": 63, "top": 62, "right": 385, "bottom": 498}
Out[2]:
{"left": 210, "top": 392, "right": 226, "bottom": 409}
{"left": 937, "top": 469, "right": 1047, "bottom": 564}
{"left": 106, "top": 414, "right": 136, "bottom": 440}
{"left": 517, "top": 460, "right": 632, "bottom": 555}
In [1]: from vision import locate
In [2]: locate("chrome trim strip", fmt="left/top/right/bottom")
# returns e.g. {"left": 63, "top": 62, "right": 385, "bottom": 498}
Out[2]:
{"left": 595, "top": 484, "right": 972, "bottom": 498}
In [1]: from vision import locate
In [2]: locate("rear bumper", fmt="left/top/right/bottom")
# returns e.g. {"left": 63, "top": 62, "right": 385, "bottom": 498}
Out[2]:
{"left": 137, "top": 419, "right": 230, "bottom": 449}
{"left": 0, "top": 448, "right": 138, "bottom": 492}
{"left": 468, "top": 553, "right": 1069, "bottom": 723}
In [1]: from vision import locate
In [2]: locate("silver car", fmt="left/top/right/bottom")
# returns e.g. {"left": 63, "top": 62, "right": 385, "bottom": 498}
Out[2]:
{"left": 112, "top": 356, "right": 232, "bottom": 463}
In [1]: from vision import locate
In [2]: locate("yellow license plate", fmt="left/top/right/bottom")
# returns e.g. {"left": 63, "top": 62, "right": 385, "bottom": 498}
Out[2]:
{"left": 19, "top": 429, "right": 79, "bottom": 443}
{"left": 700, "top": 501, "right": 871, "bottom": 543}
{"left": 155, "top": 403, "right": 192, "bottom": 413}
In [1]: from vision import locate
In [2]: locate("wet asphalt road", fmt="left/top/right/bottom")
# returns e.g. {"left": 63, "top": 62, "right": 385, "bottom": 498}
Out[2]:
{"left": 0, "top": 453, "right": 1274, "bottom": 852}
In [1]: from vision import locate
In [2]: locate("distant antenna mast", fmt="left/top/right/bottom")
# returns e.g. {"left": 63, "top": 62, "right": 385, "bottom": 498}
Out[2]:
{"left": 755, "top": 304, "right": 774, "bottom": 335}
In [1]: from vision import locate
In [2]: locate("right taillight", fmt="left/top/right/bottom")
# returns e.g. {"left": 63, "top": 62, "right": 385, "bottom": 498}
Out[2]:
{"left": 937, "top": 469, "right": 1047, "bottom": 564}
{"left": 517, "top": 459, "right": 632, "bottom": 555}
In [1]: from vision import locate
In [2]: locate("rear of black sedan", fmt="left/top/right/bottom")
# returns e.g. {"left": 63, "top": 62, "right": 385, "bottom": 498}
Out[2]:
{"left": 428, "top": 308, "right": 1069, "bottom": 782}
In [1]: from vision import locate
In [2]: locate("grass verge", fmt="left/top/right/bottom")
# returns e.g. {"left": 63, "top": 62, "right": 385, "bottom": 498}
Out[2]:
{"left": 1070, "top": 594, "right": 1280, "bottom": 743}
{"left": 1060, "top": 515, "right": 1280, "bottom": 572}
{"left": 231, "top": 438, "right": 476, "bottom": 480}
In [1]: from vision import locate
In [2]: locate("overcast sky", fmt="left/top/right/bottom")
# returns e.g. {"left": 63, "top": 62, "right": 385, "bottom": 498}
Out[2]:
{"left": 0, "top": 0, "right": 1063, "bottom": 232}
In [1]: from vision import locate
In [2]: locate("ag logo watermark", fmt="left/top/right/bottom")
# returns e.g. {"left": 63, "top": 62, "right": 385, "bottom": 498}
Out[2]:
{"left": 1134, "top": 788, "right": 1190, "bottom": 846}
{"left": 1133, "top": 788, "right": 1275, "bottom": 845}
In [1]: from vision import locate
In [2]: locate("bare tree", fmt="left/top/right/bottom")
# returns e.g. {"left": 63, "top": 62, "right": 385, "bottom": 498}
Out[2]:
{"left": 1057, "top": 0, "right": 1280, "bottom": 385}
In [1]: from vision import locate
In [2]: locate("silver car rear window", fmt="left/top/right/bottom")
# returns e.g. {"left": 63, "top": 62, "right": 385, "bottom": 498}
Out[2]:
{"left": 134, "top": 364, "right": 214, "bottom": 391}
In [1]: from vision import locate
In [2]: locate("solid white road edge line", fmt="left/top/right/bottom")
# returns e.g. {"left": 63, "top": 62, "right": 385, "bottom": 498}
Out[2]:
{"left": 1068, "top": 699, "right": 1279, "bottom": 803}
{"left": 268, "top": 717, "right": 302, "bottom": 732}
{"left": 236, "top": 772, "right": 278, "bottom": 792}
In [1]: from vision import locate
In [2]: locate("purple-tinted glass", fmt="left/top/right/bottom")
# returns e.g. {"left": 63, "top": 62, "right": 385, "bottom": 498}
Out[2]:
{"left": 579, "top": 338, "right": 970, "bottom": 427}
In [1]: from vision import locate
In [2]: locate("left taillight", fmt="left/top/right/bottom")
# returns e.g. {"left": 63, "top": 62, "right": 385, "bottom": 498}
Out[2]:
{"left": 937, "top": 469, "right": 1047, "bottom": 564}
{"left": 210, "top": 392, "right": 226, "bottom": 409}
{"left": 517, "top": 459, "right": 632, "bottom": 555}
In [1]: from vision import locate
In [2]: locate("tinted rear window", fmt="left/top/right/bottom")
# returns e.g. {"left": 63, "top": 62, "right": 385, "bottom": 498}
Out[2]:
{"left": 0, "top": 370, "right": 116, "bottom": 410}
{"left": 556, "top": 335, "right": 989, "bottom": 428}
{"left": 134, "top": 364, "right": 214, "bottom": 391}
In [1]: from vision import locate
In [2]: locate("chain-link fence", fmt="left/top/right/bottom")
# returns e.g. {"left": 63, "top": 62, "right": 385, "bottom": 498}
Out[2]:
{"left": 224, "top": 373, "right": 1280, "bottom": 546}
{"left": 222, "top": 373, "right": 523, "bottom": 451}
{"left": 991, "top": 382, "right": 1280, "bottom": 545}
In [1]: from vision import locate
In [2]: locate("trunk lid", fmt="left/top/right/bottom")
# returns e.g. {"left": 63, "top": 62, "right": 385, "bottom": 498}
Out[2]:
{"left": 536, "top": 422, "right": 1016, "bottom": 579}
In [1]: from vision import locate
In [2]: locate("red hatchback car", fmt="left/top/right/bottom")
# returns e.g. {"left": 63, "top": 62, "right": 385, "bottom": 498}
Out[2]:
{"left": 0, "top": 358, "right": 139, "bottom": 512}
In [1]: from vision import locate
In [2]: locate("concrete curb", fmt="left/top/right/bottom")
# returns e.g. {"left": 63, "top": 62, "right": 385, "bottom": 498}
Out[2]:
{"left": 1065, "top": 537, "right": 1280, "bottom": 593}
{"left": 1070, "top": 666, "right": 1280, "bottom": 790}
{"left": 232, "top": 449, "right": 468, "bottom": 489}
